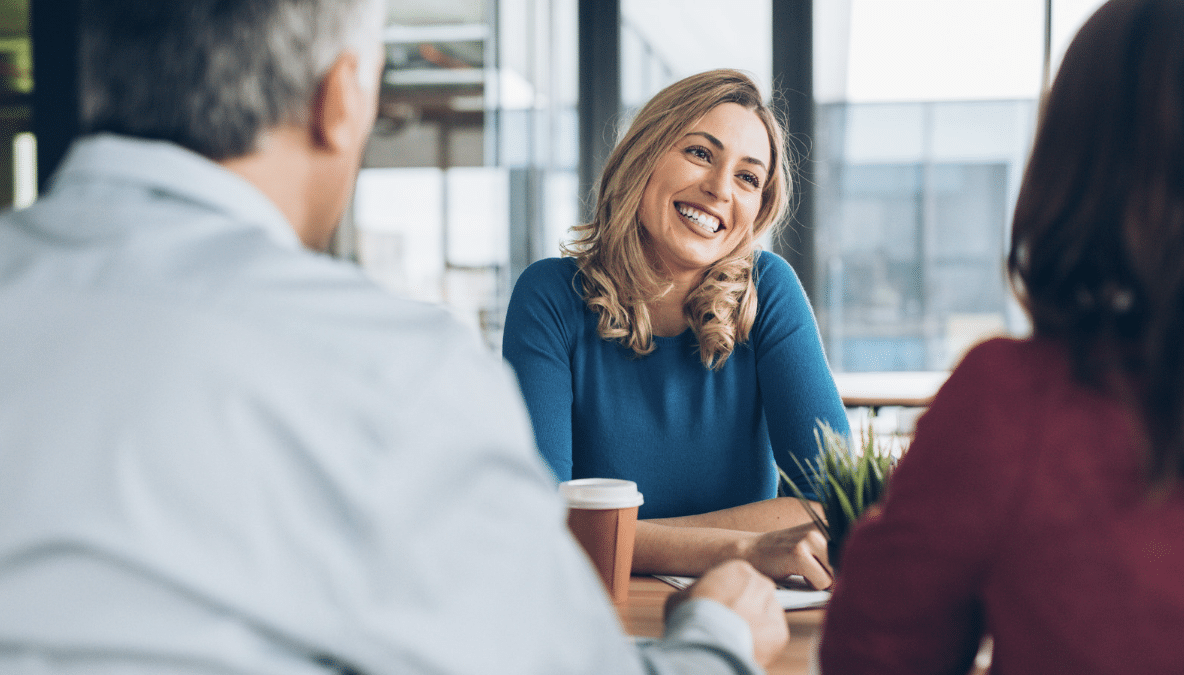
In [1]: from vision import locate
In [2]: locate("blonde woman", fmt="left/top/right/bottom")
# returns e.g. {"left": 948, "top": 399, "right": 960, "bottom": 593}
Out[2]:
{"left": 503, "top": 69, "right": 847, "bottom": 588}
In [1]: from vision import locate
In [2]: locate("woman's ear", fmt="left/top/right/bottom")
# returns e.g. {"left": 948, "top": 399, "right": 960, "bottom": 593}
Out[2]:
{"left": 309, "top": 51, "right": 368, "bottom": 153}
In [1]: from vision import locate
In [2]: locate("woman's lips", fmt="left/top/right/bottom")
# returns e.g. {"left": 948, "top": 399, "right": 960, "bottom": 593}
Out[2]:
{"left": 675, "top": 202, "right": 723, "bottom": 233}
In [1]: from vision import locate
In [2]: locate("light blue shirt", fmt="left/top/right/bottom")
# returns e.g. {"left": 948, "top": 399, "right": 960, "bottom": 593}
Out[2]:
{"left": 0, "top": 134, "right": 761, "bottom": 675}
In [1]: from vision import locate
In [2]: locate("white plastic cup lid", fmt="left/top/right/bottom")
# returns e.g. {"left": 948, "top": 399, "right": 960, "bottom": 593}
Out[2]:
{"left": 559, "top": 478, "right": 644, "bottom": 509}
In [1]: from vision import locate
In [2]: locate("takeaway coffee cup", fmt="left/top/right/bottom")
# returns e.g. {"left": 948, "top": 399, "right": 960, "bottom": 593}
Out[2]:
{"left": 560, "top": 478, "right": 644, "bottom": 604}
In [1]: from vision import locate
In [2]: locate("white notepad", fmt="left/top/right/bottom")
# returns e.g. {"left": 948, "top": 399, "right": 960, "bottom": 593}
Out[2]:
{"left": 653, "top": 574, "right": 831, "bottom": 611}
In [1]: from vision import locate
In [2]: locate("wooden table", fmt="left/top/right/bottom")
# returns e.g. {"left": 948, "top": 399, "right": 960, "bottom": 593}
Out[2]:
{"left": 616, "top": 575, "right": 825, "bottom": 675}
{"left": 617, "top": 575, "right": 992, "bottom": 674}
{"left": 833, "top": 371, "right": 948, "bottom": 409}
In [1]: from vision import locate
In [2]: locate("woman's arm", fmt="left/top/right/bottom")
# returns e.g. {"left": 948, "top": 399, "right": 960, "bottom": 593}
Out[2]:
{"left": 633, "top": 498, "right": 834, "bottom": 590}
{"left": 502, "top": 260, "right": 577, "bottom": 480}
{"left": 646, "top": 496, "right": 820, "bottom": 532}
{"left": 751, "top": 252, "right": 850, "bottom": 497}
{"left": 820, "top": 340, "right": 1029, "bottom": 674}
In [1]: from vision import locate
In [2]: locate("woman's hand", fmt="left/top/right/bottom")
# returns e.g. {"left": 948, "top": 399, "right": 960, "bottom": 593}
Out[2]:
{"left": 739, "top": 523, "right": 833, "bottom": 589}
{"left": 632, "top": 499, "right": 834, "bottom": 583}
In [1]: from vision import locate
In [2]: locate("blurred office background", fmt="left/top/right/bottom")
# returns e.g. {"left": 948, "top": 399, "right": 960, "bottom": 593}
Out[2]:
{"left": 8, "top": 0, "right": 1106, "bottom": 371}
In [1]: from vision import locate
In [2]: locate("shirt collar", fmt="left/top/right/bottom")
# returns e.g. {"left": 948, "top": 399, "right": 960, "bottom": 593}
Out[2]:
{"left": 50, "top": 133, "right": 303, "bottom": 251}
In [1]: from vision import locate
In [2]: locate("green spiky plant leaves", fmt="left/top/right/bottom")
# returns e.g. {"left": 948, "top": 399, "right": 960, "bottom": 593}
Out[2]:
{"left": 779, "top": 419, "right": 899, "bottom": 573}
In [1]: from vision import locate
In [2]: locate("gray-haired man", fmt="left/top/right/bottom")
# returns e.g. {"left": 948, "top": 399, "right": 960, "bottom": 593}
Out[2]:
{"left": 0, "top": 1, "right": 786, "bottom": 673}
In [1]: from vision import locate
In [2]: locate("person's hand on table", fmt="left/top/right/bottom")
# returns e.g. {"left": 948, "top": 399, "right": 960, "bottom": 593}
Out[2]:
{"left": 664, "top": 559, "right": 789, "bottom": 667}
{"left": 739, "top": 522, "right": 833, "bottom": 590}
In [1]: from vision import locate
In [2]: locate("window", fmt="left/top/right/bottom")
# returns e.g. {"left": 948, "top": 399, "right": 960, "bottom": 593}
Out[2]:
{"left": 0, "top": 0, "right": 32, "bottom": 209}
{"left": 620, "top": 0, "right": 771, "bottom": 116}
{"left": 346, "top": 0, "right": 1109, "bottom": 364}
{"left": 814, "top": 0, "right": 1106, "bottom": 372}
{"left": 348, "top": 0, "right": 577, "bottom": 351}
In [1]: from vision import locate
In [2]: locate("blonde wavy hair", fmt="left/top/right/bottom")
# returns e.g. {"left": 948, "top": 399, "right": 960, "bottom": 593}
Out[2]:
{"left": 564, "top": 69, "right": 793, "bottom": 369}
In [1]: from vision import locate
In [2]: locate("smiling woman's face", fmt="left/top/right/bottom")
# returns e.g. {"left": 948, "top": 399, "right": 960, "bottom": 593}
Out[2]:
{"left": 637, "top": 102, "right": 771, "bottom": 281}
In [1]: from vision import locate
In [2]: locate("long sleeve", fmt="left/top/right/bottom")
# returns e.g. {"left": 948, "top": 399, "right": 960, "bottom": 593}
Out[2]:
{"left": 751, "top": 252, "right": 849, "bottom": 497}
{"left": 0, "top": 136, "right": 769, "bottom": 675}
{"left": 818, "top": 340, "right": 1033, "bottom": 674}
{"left": 821, "top": 336, "right": 1184, "bottom": 674}
{"left": 502, "top": 258, "right": 580, "bottom": 481}
{"left": 636, "top": 599, "right": 762, "bottom": 675}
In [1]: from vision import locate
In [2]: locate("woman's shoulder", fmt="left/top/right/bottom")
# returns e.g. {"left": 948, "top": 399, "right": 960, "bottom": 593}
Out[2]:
{"left": 751, "top": 249, "right": 805, "bottom": 300}
{"left": 938, "top": 336, "right": 1072, "bottom": 414}
{"left": 513, "top": 257, "right": 582, "bottom": 298}
{"left": 507, "top": 257, "right": 586, "bottom": 319}
{"left": 749, "top": 249, "right": 811, "bottom": 329}
{"left": 952, "top": 336, "right": 1067, "bottom": 382}
{"left": 518, "top": 256, "right": 580, "bottom": 284}
{"left": 752, "top": 248, "right": 796, "bottom": 282}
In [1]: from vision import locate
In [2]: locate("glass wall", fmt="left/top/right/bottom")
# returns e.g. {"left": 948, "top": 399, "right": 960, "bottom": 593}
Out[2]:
{"left": 345, "top": 0, "right": 1108, "bottom": 364}
{"left": 620, "top": 0, "right": 771, "bottom": 116}
{"left": 349, "top": 0, "right": 578, "bottom": 351}
{"left": 815, "top": 100, "right": 1035, "bottom": 371}
{"left": 0, "top": 0, "right": 33, "bottom": 210}
{"left": 814, "top": 0, "right": 1106, "bottom": 372}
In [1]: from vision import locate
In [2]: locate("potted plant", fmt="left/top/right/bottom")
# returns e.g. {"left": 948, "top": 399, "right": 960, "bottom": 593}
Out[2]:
{"left": 780, "top": 419, "right": 900, "bottom": 573}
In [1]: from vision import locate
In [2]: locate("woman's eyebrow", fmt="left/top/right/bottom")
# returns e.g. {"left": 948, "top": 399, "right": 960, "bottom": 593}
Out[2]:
{"left": 685, "top": 131, "right": 768, "bottom": 171}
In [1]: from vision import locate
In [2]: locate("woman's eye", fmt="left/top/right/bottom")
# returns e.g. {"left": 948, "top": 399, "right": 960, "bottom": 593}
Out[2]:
{"left": 685, "top": 146, "right": 710, "bottom": 161}
{"left": 740, "top": 173, "right": 761, "bottom": 188}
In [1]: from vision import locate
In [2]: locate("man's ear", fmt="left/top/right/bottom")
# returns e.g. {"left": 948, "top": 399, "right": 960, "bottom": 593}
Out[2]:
{"left": 309, "top": 52, "right": 365, "bottom": 153}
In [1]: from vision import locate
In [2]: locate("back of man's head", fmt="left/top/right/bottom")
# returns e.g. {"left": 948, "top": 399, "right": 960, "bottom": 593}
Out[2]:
{"left": 79, "top": 0, "right": 385, "bottom": 162}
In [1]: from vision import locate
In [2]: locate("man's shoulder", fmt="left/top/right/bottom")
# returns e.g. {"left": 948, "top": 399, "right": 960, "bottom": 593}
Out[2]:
{"left": 241, "top": 250, "right": 487, "bottom": 369}
{"left": 94, "top": 221, "right": 493, "bottom": 394}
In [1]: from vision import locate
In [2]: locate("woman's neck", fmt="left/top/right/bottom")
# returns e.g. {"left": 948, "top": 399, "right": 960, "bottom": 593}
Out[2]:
{"left": 648, "top": 275, "right": 697, "bottom": 337}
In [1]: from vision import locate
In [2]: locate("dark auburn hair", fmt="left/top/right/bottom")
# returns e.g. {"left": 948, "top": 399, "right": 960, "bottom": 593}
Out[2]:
{"left": 1008, "top": 0, "right": 1184, "bottom": 484}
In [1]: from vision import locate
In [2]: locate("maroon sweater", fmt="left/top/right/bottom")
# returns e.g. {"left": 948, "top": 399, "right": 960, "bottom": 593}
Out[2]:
{"left": 820, "top": 337, "right": 1184, "bottom": 674}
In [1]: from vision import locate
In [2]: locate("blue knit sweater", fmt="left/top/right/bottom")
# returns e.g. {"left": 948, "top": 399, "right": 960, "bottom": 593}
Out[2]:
{"left": 502, "top": 251, "right": 848, "bottom": 519}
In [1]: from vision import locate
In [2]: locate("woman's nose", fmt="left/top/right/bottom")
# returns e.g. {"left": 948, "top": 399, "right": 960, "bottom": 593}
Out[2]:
{"left": 701, "top": 167, "right": 731, "bottom": 201}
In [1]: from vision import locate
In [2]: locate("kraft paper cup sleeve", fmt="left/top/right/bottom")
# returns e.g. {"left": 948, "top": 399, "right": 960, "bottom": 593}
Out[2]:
{"left": 560, "top": 479, "right": 643, "bottom": 604}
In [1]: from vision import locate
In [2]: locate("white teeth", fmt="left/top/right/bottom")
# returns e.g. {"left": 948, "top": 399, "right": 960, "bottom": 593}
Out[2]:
{"left": 676, "top": 203, "right": 721, "bottom": 233}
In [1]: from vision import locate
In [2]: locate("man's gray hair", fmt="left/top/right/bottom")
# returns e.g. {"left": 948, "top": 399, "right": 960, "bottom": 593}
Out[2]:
{"left": 80, "top": 0, "right": 385, "bottom": 161}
